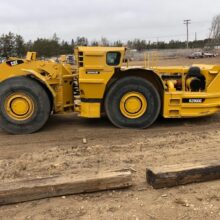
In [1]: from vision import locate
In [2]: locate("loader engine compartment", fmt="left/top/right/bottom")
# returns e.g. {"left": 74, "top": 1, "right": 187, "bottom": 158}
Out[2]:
{"left": 186, "top": 67, "right": 206, "bottom": 92}
{"left": 162, "top": 66, "right": 206, "bottom": 92}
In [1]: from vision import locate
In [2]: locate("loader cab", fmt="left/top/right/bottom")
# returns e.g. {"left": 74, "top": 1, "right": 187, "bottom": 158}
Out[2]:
{"left": 74, "top": 46, "right": 126, "bottom": 118}
{"left": 75, "top": 46, "right": 125, "bottom": 70}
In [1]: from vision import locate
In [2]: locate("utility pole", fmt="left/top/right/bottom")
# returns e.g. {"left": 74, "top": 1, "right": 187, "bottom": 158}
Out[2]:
{"left": 184, "top": 19, "right": 191, "bottom": 48}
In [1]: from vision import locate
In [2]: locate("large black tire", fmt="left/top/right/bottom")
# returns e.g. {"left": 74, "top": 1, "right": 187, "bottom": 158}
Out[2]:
{"left": 105, "top": 76, "right": 161, "bottom": 128}
{"left": 0, "top": 76, "right": 51, "bottom": 134}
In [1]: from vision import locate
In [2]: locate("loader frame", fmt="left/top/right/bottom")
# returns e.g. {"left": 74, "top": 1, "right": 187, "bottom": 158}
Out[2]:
{"left": 0, "top": 47, "right": 220, "bottom": 134}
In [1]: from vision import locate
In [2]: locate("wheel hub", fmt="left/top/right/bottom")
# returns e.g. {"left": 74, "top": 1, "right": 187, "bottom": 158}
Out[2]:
{"left": 120, "top": 92, "right": 147, "bottom": 119}
{"left": 5, "top": 93, "right": 35, "bottom": 121}
{"left": 11, "top": 98, "right": 30, "bottom": 115}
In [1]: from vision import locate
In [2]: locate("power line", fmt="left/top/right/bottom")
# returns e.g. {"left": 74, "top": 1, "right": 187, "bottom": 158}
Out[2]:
{"left": 184, "top": 19, "right": 191, "bottom": 48}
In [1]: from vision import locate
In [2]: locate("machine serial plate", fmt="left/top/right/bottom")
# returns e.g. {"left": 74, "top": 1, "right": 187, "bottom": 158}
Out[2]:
{"left": 182, "top": 98, "right": 205, "bottom": 103}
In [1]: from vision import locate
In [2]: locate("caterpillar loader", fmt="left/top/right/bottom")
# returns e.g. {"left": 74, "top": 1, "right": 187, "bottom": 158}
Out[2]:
{"left": 0, "top": 47, "right": 220, "bottom": 134}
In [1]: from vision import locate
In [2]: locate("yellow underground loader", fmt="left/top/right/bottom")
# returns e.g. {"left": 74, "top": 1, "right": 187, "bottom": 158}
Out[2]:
{"left": 0, "top": 47, "right": 220, "bottom": 134}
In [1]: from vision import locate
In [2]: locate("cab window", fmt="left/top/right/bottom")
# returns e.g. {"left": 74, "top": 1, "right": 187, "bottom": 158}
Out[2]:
{"left": 106, "top": 52, "right": 121, "bottom": 66}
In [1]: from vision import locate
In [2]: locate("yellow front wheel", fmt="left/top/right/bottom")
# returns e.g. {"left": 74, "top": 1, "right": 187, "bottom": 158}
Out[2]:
{"left": 0, "top": 77, "right": 51, "bottom": 134}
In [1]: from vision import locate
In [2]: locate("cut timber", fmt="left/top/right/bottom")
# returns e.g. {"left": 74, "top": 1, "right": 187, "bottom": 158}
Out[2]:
{"left": 0, "top": 171, "right": 132, "bottom": 205}
{"left": 146, "top": 161, "right": 220, "bottom": 189}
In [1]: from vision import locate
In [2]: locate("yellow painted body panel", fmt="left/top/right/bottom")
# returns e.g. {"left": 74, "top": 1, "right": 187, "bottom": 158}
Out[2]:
{"left": 153, "top": 65, "right": 220, "bottom": 118}
{"left": 80, "top": 102, "right": 101, "bottom": 118}
{"left": 163, "top": 92, "right": 220, "bottom": 118}
{"left": 75, "top": 47, "right": 125, "bottom": 117}
{"left": 0, "top": 55, "right": 74, "bottom": 113}
{"left": 76, "top": 46, "right": 125, "bottom": 100}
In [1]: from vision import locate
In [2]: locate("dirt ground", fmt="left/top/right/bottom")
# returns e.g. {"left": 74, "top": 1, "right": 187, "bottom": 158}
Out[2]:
{"left": 1, "top": 57, "right": 220, "bottom": 220}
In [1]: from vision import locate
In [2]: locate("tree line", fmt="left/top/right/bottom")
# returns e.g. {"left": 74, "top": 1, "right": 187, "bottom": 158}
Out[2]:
{"left": 0, "top": 33, "right": 213, "bottom": 58}
{"left": 0, "top": 15, "right": 219, "bottom": 58}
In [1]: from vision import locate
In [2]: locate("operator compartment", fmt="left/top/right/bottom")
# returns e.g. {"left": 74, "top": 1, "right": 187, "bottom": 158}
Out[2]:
{"left": 75, "top": 46, "right": 125, "bottom": 118}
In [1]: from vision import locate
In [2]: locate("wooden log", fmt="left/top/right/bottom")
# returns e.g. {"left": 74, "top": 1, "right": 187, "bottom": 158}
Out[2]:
{"left": 146, "top": 161, "right": 220, "bottom": 189}
{"left": 0, "top": 171, "right": 132, "bottom": 205}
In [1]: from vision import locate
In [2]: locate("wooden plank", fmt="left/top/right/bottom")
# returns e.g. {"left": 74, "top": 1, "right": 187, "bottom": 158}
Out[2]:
{"left": 0, "top": 171, "right": 132, "bottom": 205}
{"left": 146, "top": 161, "right": 220, "bottom": 189}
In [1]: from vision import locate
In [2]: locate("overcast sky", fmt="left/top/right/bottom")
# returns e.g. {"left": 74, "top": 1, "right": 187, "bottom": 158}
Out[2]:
{"left": 0, "top": 0, "right": 219, "bottom": 42}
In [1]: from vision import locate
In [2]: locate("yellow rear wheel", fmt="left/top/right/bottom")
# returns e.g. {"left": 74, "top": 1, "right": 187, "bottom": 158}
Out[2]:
{"left": 120, "top": 92, "right": 147, "bottom": 119}
{"left": 105, "top": 76, "right": 161, "bottom": 128}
